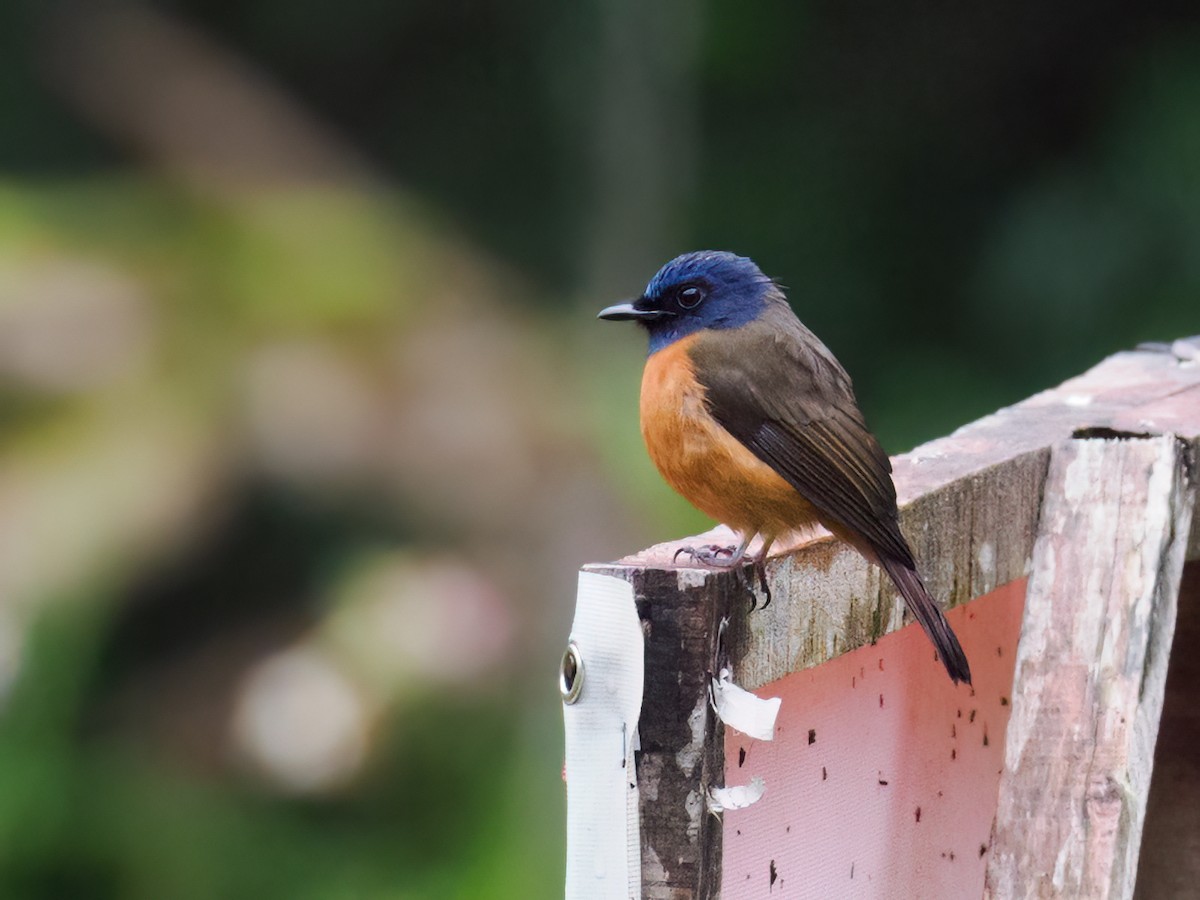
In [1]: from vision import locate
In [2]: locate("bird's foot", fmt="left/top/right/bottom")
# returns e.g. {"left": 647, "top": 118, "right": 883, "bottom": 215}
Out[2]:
{"left": 675, "top": 540, "right": 772, "bottom": 609}
{"left": 673, "top": 543, "right": 743, "bottom": 568}
{"left": 733, "top": 557, "right": 772, "bottom": 611}
{"left": 752, "top": 555, "right": 771, "bottom": 609}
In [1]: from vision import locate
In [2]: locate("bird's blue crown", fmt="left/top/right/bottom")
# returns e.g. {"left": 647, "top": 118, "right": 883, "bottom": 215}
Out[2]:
{"left": 637, "top": 251, "right": 777, "bottom": 354}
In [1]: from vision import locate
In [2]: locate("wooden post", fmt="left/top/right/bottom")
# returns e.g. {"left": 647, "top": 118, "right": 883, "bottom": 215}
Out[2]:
{"left": 577, "top": 565, "right": 744, "bottom": 899}
{"left": 985, "top": 435, "right": 1195, "bottom": 898}
{"left": 572, "top": 336, "right": 1200, "bottom": 898}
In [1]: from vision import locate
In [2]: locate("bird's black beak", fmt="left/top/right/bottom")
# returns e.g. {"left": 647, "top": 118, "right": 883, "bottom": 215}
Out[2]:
{"left": 597, "top": 299, "right": 674, "bottom": 322}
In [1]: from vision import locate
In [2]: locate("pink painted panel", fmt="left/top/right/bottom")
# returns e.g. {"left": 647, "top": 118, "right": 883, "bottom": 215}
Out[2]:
{"left": 723, "top": 579, "right": 1026, "bottom": 899}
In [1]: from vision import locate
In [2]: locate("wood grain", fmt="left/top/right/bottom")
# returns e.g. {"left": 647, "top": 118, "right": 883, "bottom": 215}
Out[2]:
{"left": 985, "top": 436, "right": 1195, "bottom": 899}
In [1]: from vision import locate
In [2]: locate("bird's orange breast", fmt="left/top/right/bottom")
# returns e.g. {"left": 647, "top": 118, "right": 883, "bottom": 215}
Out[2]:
{"left": 639, "top": 334, "right": 819, "bottom": 538}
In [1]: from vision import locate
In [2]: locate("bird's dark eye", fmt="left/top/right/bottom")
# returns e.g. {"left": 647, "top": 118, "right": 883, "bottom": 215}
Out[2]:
{"left": 676, "top": 285, "right": 705, "bottom": 309}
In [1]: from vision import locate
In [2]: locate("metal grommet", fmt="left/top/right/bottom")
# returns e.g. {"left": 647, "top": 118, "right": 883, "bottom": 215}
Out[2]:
{"left": 560, "top": 641, "right": 584, "bottom": 704}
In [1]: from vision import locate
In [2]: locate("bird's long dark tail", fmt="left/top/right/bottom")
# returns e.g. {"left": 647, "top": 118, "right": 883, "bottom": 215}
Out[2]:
{"left": 878, "top": 555, "right": 972, "bottom": 685}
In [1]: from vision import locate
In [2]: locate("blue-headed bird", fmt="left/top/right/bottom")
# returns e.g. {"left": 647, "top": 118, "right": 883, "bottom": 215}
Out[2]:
{"left": 599, "top": 250, "right": 971, "bottom": 685}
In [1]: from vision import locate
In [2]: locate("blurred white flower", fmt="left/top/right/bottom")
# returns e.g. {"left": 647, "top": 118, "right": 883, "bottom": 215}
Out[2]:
{"left": 0, "top": 256, "right": 151, "bottom": 391}
{"left": 231, "top": 645, "right": 371, "bottom": 794}
{"left": 328, "top": 553, "right": 514, "bottom": 690}
{"left": 243, "top": 340, "right": 385, "bottom": 483}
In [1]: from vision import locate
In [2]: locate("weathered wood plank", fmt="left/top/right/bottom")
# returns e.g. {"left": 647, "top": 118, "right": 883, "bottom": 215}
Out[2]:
{"left": 890, "top": 339, "right": 1200, "bottom": 560}
{"left": 985, "top": 435, "right": 1195, "bottom": 899}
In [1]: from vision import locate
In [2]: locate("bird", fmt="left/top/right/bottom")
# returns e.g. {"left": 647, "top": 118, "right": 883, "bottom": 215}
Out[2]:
{"left": 598, "top": 250, "right": 971, "bottom": 685}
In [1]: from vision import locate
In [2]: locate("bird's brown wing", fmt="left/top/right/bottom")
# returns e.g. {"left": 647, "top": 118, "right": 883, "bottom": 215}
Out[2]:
{"left": 688, "top": 304, "right": 972, "bottom": 684}
{"left": 689, "top": 307, "right": 914, "bottom": 567}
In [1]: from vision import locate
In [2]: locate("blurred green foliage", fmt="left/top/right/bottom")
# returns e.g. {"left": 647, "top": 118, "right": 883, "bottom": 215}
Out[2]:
{"left": 0, "top": 1, "right": 1198, "bottom": 898}
{"left": 0, "top": 177, "right": 573, "bottom": 897}
{"left": 0, "top": 601, "right": 561, "bottom": 900}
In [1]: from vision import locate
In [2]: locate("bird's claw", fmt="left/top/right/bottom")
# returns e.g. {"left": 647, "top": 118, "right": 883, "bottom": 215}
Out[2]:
{"left": 674, "top": 546, "right": 772, "bottom": 610}
{"left": 673, "top": 543, "right": 740, "bottom": 567}
{"left": 753, "top": 557, "right": 771, "bottom": 609}
{"left": 674, "top": 542, "right": 771, "bottom": 610}
{"left": 736, "top": 559, "right": 772, "bottom": 611}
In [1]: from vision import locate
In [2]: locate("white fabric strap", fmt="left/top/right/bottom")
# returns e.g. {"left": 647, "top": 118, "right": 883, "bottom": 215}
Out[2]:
{"left": 563, "top": 571, "right": 644, "bottom": 900}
